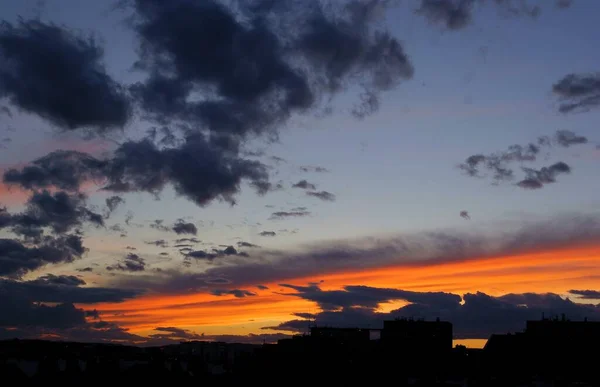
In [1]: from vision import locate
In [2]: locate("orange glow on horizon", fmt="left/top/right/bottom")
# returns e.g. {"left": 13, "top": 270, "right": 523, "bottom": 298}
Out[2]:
{"left": 90, "top": 244, "right": 600, "bottom": 341}
{"left": 453, "top": 339, "right": 487, "bottom": 349}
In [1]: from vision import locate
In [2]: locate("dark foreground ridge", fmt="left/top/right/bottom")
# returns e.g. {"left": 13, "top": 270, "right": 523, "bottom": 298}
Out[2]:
{"left": 1, "top": 317, "right": 599, "bottom": 386}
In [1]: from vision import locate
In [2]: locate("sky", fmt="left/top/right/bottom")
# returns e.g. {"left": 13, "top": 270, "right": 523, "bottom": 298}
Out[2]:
{"left": 1, "top": 0, "right": 600, "bottom": 348}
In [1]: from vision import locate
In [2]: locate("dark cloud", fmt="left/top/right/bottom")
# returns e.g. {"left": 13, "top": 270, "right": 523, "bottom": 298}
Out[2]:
{"left": 416, "top": 0, "right": 544, "bottom": 31}
{"left": 223, "top": 246, "right": 238, "bottom": 255}
{"left": 292, "top": 180, "right": 317, "bottom": 190}
{"left": 516, "top": 161, "right": 571, "bottom": 190}
{"left": 0, "top": 272, "right": 142, "bottom": 345}
{"left": 269, "top": 210, "right": 311, "bottom": 220}
{"left": 145, "top": 239, "right": 168, "bottom": 248}
{"left": 0, "top": 190, "right": 104, "bottom": 239}
{"left": 306, "top": 190, "right": 336, "bottom": 201}
{"left": 106, "top": 253, "right": 146, "bottom": 272}
{"left": 34, "top": 274, "right": 85, "bottom": 286}
{"left": 568, "top": 290, "right": 600, "bottom": 300}
{"left": 416, "top": 0, "right": 474, "bottom": 31}
{"left": 243, "top": 150, "right": 265, "bottom": 157}
{"left": 204, "top": 277, "right": 231, "bottom": 285}
{"left": 278, "top": 283, "right": 459, "bottom": 312}
{"left": 0, "top": 105, "right": 12, "bottom": 118}
{"left": 149, "top": 219, "right": 169, "bottom": 232}
{"left": 0, "top": 20, "right": 130, "bottom": 131}
{"left": 556, "top": 0, "right": 573, "bottom": 8}
{"left": 300, "top": 165, "right": 329, "bottom": 173}
{"left": 237, "top": 241, "right": 260, "bottom": 248}
{"left": 148, "top": 326, "right": 203, "bottom": 341}
{"left": 0, "top": 206, "right": 9, "bottom": 229}
{"left": 553, "top": 73, "right": 600, "bottom": 113}
{"left": 124, "top": 211, "right": 134, "bottom": 226}
{"left": 250, "top": 180, "right": 284, "bottom": 194}
{"left": 0, "top": 234, "right": 86, "bottom": 278}
{"left": 259, "top": 231, "right": 276, "bottom": 237}
{"left": 186, "top": 250, "right": 216, "bottom": 260}
{"left": 293, "top": 312, "right": 316, "bottom": 320}
{"left": 145, "top": 125, "right": 180, "bottom": 147}
{"left": 210, "top": 289, "right": 257, "bottom": 298}
{"left": 5, "top": 133, "right": 270, "bottom": 208}
{"left": 186, "top": 245, "right": 245, "bottom": 261}
{"left": 128, "top": 0, "right": 413, "bottom": 135}
{"left": 0, "top": 320, "right": 147, "bottom": 344}
{"left": 0, "top": 298, "right": 86, "bottom": 329}
{"left": 270, "top": 156, "right": 286, "bottom": 164}
{"left": 266, "top": 285, "right": 600, "bottom": 339}
{"left": 101, "top": 133, "right": 272, "bottom": 206}
{"left": 555, "top": 129, "right": 588, "bottom": 147}
{"left": 23, "top": 190, "right": 104, "bottom": 232}
{"left": 459, "top": 145, "right": 538, "bottom": 181}
{"left": 104, "top": 269, "right": 243, "bottom": 296}
{"left": 176, "top": 237, "right": 201, "bottom": 244}
{"left": 491, "top": 0, "right": 542, "bottom": 18}
{"left": 257, "top": 285, "right": 269, "bottom": 290}
{"left": 86, "top": 310, "right": 100, "bottom": 319}
{"left": 3, "top": 150, "right": 108, "bottom": 192}
{"left": 76, "top": 267, "right": 93, "bottom": 272}
{"left": 112, "top": 224, "right": 128, "bottom": 236}
{"left": 105, "top": 195, "right": 125, "bottom": 214}
{"left": 459, "top": 130, "right": 586, "bottom": 188}
{"left": 0, "top": 276, "right": 140, "bottom": 340}
{"left": 172, "top": 219, "right": 198, "bottom": 235}
{"left": 0, "top": 276, "right": 142, "bottom": 304}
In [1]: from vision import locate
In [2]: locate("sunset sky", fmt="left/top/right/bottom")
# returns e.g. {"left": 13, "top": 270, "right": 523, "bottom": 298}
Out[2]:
{"left": 1, "top": 0, "right": 600, "bottom": 348}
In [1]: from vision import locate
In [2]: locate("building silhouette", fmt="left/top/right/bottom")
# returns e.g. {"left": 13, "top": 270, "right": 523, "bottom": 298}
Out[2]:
{"left": 309, "top": 326, "right": 371, "bottom": 344}
{"left": 381, "top": 318, "right": 453, "bottom": 353}
{"left": 483, "top": 316, "right": 600, "bottom": 383}
{"left": 1, "top": 317, "right": 599, "bottom": 384}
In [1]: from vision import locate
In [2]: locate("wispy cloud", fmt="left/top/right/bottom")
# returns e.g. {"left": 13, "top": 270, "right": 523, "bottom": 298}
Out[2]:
{"left": 458, "top": 130, "right": 589, "bottom": 189}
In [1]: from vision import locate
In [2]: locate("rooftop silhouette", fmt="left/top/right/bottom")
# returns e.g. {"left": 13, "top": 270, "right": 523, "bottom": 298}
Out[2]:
{"left": 1, "top": 316, "right": 598, "bottom": 385}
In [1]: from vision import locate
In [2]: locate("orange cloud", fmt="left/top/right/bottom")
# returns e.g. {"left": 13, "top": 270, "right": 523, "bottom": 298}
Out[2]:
{"left": 89, "top": 244, "right": 600, "bottom": 339}
{"left": 293, "top": 244, "right": 600, "bottom": 295}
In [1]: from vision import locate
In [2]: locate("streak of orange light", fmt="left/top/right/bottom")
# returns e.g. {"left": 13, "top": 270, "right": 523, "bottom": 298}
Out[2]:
{"left": 90, "top": 245, "right": 600, "bottom": 336}
{"left": 453, "top": 339, "right": 487, "bottom": 349}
